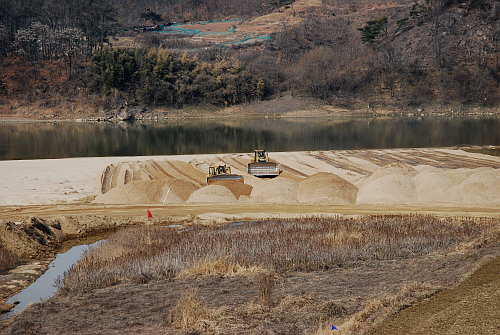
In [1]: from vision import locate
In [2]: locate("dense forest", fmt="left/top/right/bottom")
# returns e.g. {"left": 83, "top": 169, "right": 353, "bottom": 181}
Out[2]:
{"left": 2, "top": 0, "right": 500, "bottom": 114}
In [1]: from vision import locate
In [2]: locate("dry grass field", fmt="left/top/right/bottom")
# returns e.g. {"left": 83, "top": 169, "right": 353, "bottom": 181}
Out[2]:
{"left": 2, "top": 214, "right": 499, "bottom": 334}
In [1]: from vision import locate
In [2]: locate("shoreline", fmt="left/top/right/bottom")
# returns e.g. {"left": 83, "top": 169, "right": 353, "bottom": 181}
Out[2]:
{"left": 2, "top": 95, "right": 500, "bottom": 124}
{"left": 2, "top": 108, "right": 500, "bottom": 124}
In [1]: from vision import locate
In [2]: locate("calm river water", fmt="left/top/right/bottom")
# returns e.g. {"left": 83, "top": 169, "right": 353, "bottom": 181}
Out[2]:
{"left": 1, "top": 117, "right": 500, "bottom": 160}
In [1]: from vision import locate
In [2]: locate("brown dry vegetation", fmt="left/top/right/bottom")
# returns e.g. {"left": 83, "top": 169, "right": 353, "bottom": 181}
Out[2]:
{"left": 60, "top": 215, "right": 499, "bottom": 293}
{"left": 3, "top": 214, "right": 500, "bottom": 334}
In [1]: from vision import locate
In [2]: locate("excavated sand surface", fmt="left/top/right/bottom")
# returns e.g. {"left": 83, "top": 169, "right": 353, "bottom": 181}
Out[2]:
{"left": 279, "top": 171, "right": 305, "bottom": 182}
{"left": 211, "top": 180, "right": 253, "bottom": 200}
{"left": 297, "top": 172, "right": 358, "bottom": 205}
{"left": 93, "top": 179, "right": 200, "bottom": 204}
{"left": 187, "top": 185, "right": 238, "bottom": 203}
{"left": 2, "top": 149, "right": 500, "bottom": 207}
{"left": 89, "top": 149, "right": 500, "bottom": 206}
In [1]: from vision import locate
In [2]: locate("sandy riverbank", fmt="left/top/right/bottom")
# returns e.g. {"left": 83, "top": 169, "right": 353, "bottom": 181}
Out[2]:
{"left": 2, "top": 148, "right": 500, "bottom": 210}
{"left": 0, "top": 154, "right": 214, "bottom": 206}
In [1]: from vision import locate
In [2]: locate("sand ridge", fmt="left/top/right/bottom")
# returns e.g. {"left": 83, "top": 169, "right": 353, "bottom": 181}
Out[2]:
{"left": 89, "top": 149, "right": 500, "bottom": 207}
{"left": 2, "top": 149, "right": 500, "bottom": 207}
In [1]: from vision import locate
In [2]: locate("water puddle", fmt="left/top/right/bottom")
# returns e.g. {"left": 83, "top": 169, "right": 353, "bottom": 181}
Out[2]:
{"left": 0, "top": 240, "right": 104, "bottom": 321}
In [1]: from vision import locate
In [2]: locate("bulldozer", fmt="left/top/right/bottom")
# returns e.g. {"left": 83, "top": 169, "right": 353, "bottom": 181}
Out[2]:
{"left": 247, "top": 149, "right": 280, "bottom": 177}
{"left": 206, "top": 165, "right": 244, "bottom": 185}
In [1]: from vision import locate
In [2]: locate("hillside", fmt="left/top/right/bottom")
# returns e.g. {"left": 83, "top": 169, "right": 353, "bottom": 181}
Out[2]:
{"left": 1, "top": 0, "right": 500, "bottom": 118}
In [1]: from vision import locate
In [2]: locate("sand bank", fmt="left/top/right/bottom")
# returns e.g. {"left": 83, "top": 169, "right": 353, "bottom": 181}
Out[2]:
{"left": 1, "top": 148, "right": 500, "bottom": 208}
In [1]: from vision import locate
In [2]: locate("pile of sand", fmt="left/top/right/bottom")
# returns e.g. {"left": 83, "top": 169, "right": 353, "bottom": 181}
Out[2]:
{"left": 95, "top": 162, "right": 138, "bottom": 195}
{"left": 297, "top": 172, "right": 358, "bottom": 205}
{"left": 92, "top": 157, "right": 500, "bottom": 207}
{"left": 429, "top": 168, "right": 500, "bottom": 204}
{"left": 356, "top": 162, "right": 418, "bottom": 189}
{"left": 211, "top": 180, "right": 253, "bottom": 200}
{"left": 354, "top": 162, "right": 421, "bottom": 205}
{"left": 458, "top": 168, "right": 500, "bottom": 203}
{"left": 413, "top": 171, "right": 454, "bottom": 203}
{"left": 356, "top": 165, "right": 500, "bottom": 205}
{"left": 356, "top": 174, "right": 417, "bottom": 205}
{"left": 93, "top": 183, "right": 150, "bottom": 204}
{"left": 187, "top": 185, "right": 238, "bottom": 203}
{"left": 250, "top": 177, "right": 299, "bottom": 203}
{"left": 93, "top": 179, "right": 200, "bottom": 205}
{"left": 412, "top": 167, "right": 500, "bottom": 204}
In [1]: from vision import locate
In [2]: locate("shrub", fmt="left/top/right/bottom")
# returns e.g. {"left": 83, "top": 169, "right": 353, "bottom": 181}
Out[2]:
{"left": 88, "top": 47, "right": 264, "bottom": 106}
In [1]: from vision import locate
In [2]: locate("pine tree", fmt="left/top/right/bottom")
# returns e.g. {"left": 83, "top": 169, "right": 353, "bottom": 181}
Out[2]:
{"left": 357, "top": 17, "right": 388, "bottom": 45}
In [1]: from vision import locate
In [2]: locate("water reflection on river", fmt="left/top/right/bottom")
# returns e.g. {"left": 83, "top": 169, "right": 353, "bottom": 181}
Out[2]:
{"left": 1, "top": 117, "right": 499, "bottom": 160}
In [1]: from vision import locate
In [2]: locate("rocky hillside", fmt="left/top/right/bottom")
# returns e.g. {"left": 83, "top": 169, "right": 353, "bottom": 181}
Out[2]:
{"left": 2, "top": 0, "right": 500, "bottom": 117}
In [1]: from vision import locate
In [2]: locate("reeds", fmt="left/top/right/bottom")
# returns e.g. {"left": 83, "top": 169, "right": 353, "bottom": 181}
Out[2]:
{"left": 61, "top": 215, "right": 499, "bottom": 292}
{"left": 258, "top": 271, "right": 275, "bottom": 308}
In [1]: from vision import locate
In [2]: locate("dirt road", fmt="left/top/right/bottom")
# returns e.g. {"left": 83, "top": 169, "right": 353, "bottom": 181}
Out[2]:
{"left": 2, "top": 202, "right": 500, "bottom": 223}
{"left": 369, "top": 254, "right": 500, "bottom": 335}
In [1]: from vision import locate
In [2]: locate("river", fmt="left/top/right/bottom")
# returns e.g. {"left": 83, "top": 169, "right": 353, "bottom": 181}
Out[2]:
{"left": 1, "top": 117, "right": 500, "bottom": 160}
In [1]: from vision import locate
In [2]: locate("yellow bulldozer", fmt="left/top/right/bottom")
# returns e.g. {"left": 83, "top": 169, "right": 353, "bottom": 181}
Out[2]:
{"left": 206, "top": 165, "right": 244, "bottom": 185}
{"left": 247, "top": 149, "right": 280, "bottom": 177}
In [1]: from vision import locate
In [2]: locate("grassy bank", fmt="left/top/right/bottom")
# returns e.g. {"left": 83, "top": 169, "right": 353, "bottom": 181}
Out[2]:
{"left": 4, "top": 214, "right": 500, "bottom": 334}
{"left": 61, "top": 215, "right": 499, "bottom": 293}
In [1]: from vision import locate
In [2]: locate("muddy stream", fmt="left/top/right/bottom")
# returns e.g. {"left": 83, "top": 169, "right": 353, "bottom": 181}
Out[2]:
{"left": 0, "top": 234, "right": 109, "bottom": 321}
{"left": 0, "top": 221, "right": 252, "bottom": 321}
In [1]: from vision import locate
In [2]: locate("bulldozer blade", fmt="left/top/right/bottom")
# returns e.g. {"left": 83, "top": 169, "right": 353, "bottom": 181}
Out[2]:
{"left": 206, "top": 174, "right": 244, "bottom": 185}
{"left": 248, "top": 162, "right": 280, "bottom": 177}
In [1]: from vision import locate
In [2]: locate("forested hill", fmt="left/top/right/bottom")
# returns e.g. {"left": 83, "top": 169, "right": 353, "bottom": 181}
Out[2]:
{"left": 1, "top": 0, "right": 500, "bottom": 118}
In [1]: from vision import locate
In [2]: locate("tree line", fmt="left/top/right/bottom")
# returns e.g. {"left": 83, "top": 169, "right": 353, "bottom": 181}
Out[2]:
{"left": 2, "top": 0, "right": 500, "bottom": 111}
{"left": 0, "top": 0, "right": 117, "bottom": 57}
{"left": 88, "top": 47, "right": 264, "bottom": 106}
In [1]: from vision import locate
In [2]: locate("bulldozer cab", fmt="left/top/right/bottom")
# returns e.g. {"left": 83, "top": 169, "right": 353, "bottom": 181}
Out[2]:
{"left": 252, "top": 149, "right": 268, "bottom": 162}
{"left": 208, "top": 165, "right": 231, "bottom": 176}
{"left": 206, "top": 165, "right": 243, "bottom": 185}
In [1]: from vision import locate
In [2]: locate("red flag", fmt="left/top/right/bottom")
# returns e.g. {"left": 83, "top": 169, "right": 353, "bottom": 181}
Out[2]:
{"left": 147, "top": 209, "right": 153, "bottom": 218}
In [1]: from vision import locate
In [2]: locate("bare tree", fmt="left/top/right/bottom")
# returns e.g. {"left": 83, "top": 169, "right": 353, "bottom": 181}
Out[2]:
{"left": 0, "top": 22, "right": 10, "bottom": 57}
{"left": 295, "top": 47, "right": 338, "bottom": 99}
{"left": 55, "top": 28, "right": 85, "bottom": 77}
